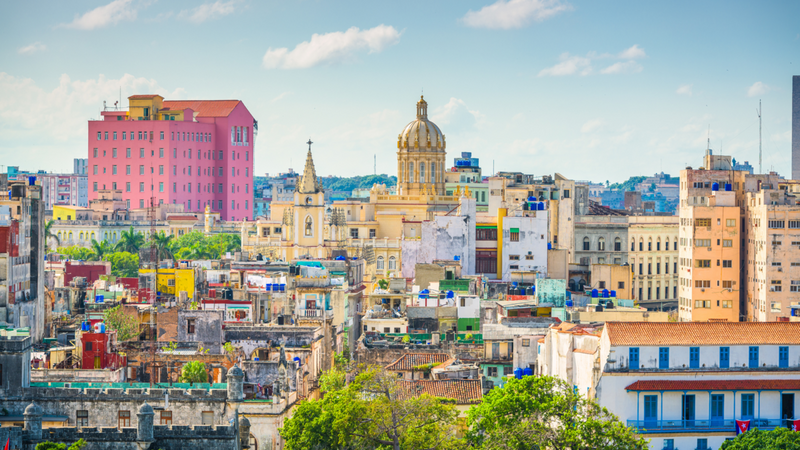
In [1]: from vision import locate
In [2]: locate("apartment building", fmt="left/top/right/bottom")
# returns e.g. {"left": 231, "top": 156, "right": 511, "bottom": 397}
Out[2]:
{"left": 745, "top": 181, "right": 800, "bottom": 321}
{"left": 597, "top": 322, "right": 800, "bottom": 450}
{"left": 678, "top": 154, "right": 747, "bottom": 322}
{"left": 628, "top": 215, "right": 679, "bottom": 304}
{"left": 88, "top": 94, "right": 256, "bottom": 220}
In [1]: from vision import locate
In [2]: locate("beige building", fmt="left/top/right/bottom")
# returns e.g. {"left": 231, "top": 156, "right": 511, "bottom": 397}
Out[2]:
{"left": 627, "top": 215, "right": 679, "bottom": 304}
{"left": 590, "top": 263, "right": 632, "bottom": 298}
{"left": 678, "top": 153, "right": 747, "bottom": 322}
{"left": 744, "top": 180, "right": 800, "bottom": 321}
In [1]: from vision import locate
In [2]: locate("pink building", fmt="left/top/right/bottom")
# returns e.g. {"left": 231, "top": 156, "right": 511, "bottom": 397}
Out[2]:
{"left": 87, "top": 95, "right": 256, "bottom": 220}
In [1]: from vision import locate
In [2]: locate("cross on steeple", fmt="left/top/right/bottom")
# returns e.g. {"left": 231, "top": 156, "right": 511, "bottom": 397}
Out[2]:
{"left": 306, "top": 139, "right": 313, "bottom": 151}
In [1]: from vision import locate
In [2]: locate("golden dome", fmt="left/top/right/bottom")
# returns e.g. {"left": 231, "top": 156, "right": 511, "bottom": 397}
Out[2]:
{"left": 397, "top": 96, "right": 445, "bottom": 152}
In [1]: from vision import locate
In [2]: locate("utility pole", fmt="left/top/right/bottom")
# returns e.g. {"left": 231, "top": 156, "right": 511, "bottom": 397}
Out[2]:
{"left": 757, "top": 100, "right": 762, "bottom": 174}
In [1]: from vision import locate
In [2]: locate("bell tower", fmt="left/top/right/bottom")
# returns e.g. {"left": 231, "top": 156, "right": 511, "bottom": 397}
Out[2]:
{"left": 293, "top": 139, "right": 325, "bottom": 250}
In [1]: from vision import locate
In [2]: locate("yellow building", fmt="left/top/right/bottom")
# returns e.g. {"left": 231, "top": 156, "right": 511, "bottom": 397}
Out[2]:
{"left": 138, "top": 267, "right": 196, "bottom": 299}
{"left": 627, "top": 215, "right": 679, "bottom": 303}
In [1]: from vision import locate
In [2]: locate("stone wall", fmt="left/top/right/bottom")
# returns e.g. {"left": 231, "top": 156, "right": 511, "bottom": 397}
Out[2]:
{"left": 179, "top": 309, "right": 224, "bottom": 354}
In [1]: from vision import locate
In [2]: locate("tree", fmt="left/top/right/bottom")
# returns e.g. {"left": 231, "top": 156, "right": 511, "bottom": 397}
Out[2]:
{"left": 90, "top": 239, "right": 114, "bottom": 261}
{"left": 115, "top": 226, "right": 145, "bottom": 253}
{"left": 44, "top": 219, "right": 60, "bottom": 252}
{"left": 720, "top": 427, "right": 800, "bottom": 449}
{"left": 55, "top": 245, "right": 94, "bottom": 261}
{"left": 103, "top": 305, "right": 140, "bottom": 341}
{"left": 179, "top": 360, "right": 209, "bottom": 384}
{"left": 150, "top": 231, "right": 175, "bottom": 260}
{"left": 281, "top": 367, "right": 462, "bottom": 450}
{"left": 466, "top": 376, "right": 647, "bottom": 450}
{"left": 107, "top": 251, "right": 139, "bottom": 277}
{"left": 35, "top": 439, "right": 86, "bottom": 450}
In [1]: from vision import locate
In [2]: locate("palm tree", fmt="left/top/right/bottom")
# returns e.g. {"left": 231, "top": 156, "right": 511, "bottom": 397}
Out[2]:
{"left": 115, "top": 226, "right": 145, "bottom": 254}
{"left": 44, "top": 219, "right": 60, "bottom": 253}
{"left": 90, "top": 239, "right": 114, "bottom": 261}
{"left": 188, "top": 242, "right": 213, "bottom": 260}
{"left": 150, "top": 231, "right": 175, "bottom": 260}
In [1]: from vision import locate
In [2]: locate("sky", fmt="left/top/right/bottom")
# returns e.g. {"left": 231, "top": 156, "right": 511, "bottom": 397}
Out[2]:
{"left": 0, "top": 0, "right": 798, "bottom": 183}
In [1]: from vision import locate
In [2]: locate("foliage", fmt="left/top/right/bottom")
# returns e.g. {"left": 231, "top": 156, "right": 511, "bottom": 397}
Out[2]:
{"left": 412, "top": 362, "right": 441, "bottom": 374}
{"left": 108, "top": 251, "right": 139, "bottom": 277}
{"left": 223, "top": 342, "right": 237, "bottom": 363}
{"left": 179, "top": 360, "right": 208, "bottom": 383}
{"left": 115, "top": 226, "right": 146, "bottom": 253}
{"left": 378, "top": 279, "right": 389, "bottom": 290}
{"left": 720, "top": 427, "right": 800, "bottom": 449}
{"left": 607, "top": 176, "right": 646, "bottom": 192}
{"left": 44, "top": 219, "right": 59, "bottom": 251}
{"left": 189, "top": 301, "right": 199, "bottom": 310}
{"left": 90, "top": 239, "right": 115, "bottom": 260}
{"left": 281, "top": 366, "right": 462, "bottom": 450}
{"left": 149, "top": 231, "right": 175, "bottom": 260}
{"left": 171, "top": 231, "right": 241, "bottom": 260}
{"left": 466, "top": 375, "right": 647, "bottom": 450}
{"left": 320, "top": 174, "right": 397, "bottom": 192}
{"left": 164, "top": 341, "right": 178, "bottom": 354}
{"left": 465, "top": 333, "right": 474, "bottom": 341}
{"left": 103, "top": 305, "right": 140, "bottom": 341}
{"left": 54, "top": 245, "right": 95, "bottom": 260}
{"left": 35, "top": 440, "right": 86, "bottom": 450}
{"left": 402, "top": 335, "right": 411, "bottom": 343}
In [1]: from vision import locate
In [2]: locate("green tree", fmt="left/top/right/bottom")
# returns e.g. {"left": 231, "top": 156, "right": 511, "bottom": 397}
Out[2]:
{"left": 720, "top": 427, "right": 800, "bottom": 449}
{"left": 281, "top": 367, "right": 462, "bottom": 450}
{"left": 149, "top": 231, "right": 175, "bottom": 260}
{"left": 466, "top": 375, "right": 647, "bottom": 450}
{"left": 55, "top": 245, "right": 94, "bottom": 261}
{"left": 90, "top": 239, "right": 114, "bottom": 261}
{"left": 35, "top": 440, "right": 86, "bottom": 450}
{"left": 179, "top": 360, "right": 209, "bottom": 383}
{"left": 44, "top": 219, "right": 60, "bottom": 252}
{"left": 102, "top": 305, "right": 140, "bottom": 341}
{"left": 108, "top": 251, "right": 139, "bottom": 277}
{"left": 115, "top": 226, "right": 146, "bottom": 253}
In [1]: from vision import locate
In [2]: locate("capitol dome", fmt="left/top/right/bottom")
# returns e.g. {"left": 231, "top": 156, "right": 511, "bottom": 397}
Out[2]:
{"left": 398, "top": 96, "right": 446, "bottom": 152}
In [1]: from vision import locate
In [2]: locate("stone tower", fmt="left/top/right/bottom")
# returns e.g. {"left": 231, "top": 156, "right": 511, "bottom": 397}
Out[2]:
{"left": 396, "top": 96, "right": 447, "bottom": 196}
{"left": 137, "top": 402, "right": 155, "bottom": 443}
{"left": 227, "top": 364, "right": 244, "bottom": 401}
{"left": 24, "top": 402, "right": 42, "bottom": 440}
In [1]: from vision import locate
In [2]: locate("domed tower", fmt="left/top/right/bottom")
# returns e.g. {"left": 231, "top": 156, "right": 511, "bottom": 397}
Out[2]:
{"left": 397, "top": 96, "right": 447, "bottom": 196}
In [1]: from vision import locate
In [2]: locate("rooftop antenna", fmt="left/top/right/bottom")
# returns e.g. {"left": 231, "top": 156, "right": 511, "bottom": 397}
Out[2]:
{"left": 706, "top": 125, "right": 710, "bottom": 158}
{"left": 757, "top": 99, "right": 762, "bottom": 174}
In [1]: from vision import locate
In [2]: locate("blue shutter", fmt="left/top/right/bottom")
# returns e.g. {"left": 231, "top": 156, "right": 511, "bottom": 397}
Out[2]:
{"left": 659, "top": 347, "right": 669, "bottom": 369}
{"left": 780, "top": 346, "right": 789, "bottom": 368}
{"left": 629, "top": 347, "right": 639, "bottom": 369}
{"left": 749, "top": 346, "right": 759, "bottom": 368}
{"left": 689, "top": 347, "right": 700, "bottom": 369}
{"left": 720, "top": 347, "right": 730, "bottom": 369}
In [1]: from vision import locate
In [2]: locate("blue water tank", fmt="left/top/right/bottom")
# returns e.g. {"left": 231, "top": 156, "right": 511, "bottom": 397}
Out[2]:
{"left": 531, "top": 286, "right": 535, "bottom": 294}
{"left": 335, "top": 255, "right": 346, "bottom": 261}
{"left": 566, "top": 299, "right": 573, "bottom": 308}
{"left": 548, "top": 242, "right": 552, "bottom": 250}
{"left": 421, "top": 289, "right": 429, "bottom": 294}
{"left": 293, "top": 357, "right": 301, "bottom": 364}
{"left": 28, "top": 176, "right": 36, "bottom": 186}
{"left": 523, "top": 367, "right": 533, "bottom": 377}
{"left": 279, "top": 284, "right": 286, "bottom": 292}
{"left": 454, "top": 255, "right": 460, "bottom": 261}
{"left": 254, "top": 357, "right": 260, "bottom": 361}
{"left": 712, "top": 182, "right": 720, "bottom": 191}
{"left": 610, "top": 290, "right": 617, "bottom": 298}
{"left": 725, "top": 183, "right": 732, "bottom": 191}
{"left": 95, "top": 295, "right": 104, "bottom": 303}
{"left": 265, "top": 284, "right": 272, "bottom": 291}
{"left": 514, "top": 368, "right": 523, "bottom": 379}
{"left": 99, "top": 323, "right": 106, "bottom": 333}
{"left": 528, "top": 196, "right": 537, "bottom": 202}
{"left": 602, "top": 289, "right": 609, "bottom": 298}
{"left": 537, "top": 202, "right": 545, "bottom": 210}
{"left": 591, "top": 289, "right": 599, "bottom": 298}
{"left": 446, "top": 290, "right": 455, "bottom": 299}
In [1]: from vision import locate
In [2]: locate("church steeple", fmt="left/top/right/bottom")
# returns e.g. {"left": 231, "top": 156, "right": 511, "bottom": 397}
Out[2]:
{"left": 297, "top": 139, "right": 322, "bottom": 194}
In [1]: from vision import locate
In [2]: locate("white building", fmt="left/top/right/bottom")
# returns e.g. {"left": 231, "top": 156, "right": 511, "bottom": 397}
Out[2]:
{"left": 595, "top": 322, "right": 800, "bottom": 450}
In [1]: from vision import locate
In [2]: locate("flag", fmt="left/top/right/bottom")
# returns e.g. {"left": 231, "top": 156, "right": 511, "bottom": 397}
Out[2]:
{"left": 736, "top": 419, "right": 751, "bottom": 435}
{"left": 4, "top": 437, "right": 9, "bottom": 450}
{"left": 792, "top": 419, "right": 800, "bottom": 431}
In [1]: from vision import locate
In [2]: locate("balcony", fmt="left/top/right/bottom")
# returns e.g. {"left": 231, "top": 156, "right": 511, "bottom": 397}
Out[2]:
{"left": 297, "top": 308, "right": 332, "bottom": 319}
{"left": 627, "top": 418, "right": 783, "bottom": 433}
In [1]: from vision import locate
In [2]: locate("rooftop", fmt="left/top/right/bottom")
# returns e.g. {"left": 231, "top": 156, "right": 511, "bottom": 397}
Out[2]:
{"left": 397, "top": 379, "right": 483, "bottom": 404}
{"left": 606, "top": 322, "right": 800, "bottom": 346}
{"left": 385, "top": 353, "right": 451, "bottom": 371}
{"left": 626, "top": 379, "right": 800, "bottom": 392}
{"left": 161, "top": 100, "right": 242, "bottom": 118}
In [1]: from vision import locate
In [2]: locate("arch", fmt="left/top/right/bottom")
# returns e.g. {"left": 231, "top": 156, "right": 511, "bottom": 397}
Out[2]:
{"left": 582, "top": 237, "right": 590, "bottom": 251}
{"left": 104, "top": 232, "right": 109, "bottom": 241}
{"left": 647, "top": 237, "right": 652, "bottom": 251}
{"left": 304, "top": 215, "right": 313, "bottom": 237}
{"left": 388, "top": 256, "right": 396, "bottom": 270}
{"left": 90, "top": 232, "right": 95, "bottom": 241}
{"left": 431, "top": 162, "right": 436, "bottom": 183}
{"left": 79, "top": 232, "right": 84, "bottom": 241}
{"left": 419, "top": 162, "right": 426, "bottom": 183}
{"left": 656, "top": 237, "right": 661, "bottom": 251}
{"left": 630, "top": 238, "right": 635, "bottom": 251}
{"left": 399, "top": 163, "right": 404, "bottom": 183}
{"left": 598, "top": 237, "right": 605, "bottom": 251}
{"left": 249, "top": 434, "right": 257, "bottom": 450}
{"left": 68, "top": 231, "right": 73, "bottom": 242}
{"left": 639, "top": 238, "right": 643, "bottom": 251}
{"left": 377, "top": 256, "right": 385, "bottom": 271}
{"left": 408, "top": 163, "right": 414, "bottom": 183}
{"left": 664, "top": 237, "right": 670, "bottom": 251}
{"left": 57, "top": 231, "right": 63, "bottom": 241}
{"left": 614, "top": 237, "right": 621, "bottom": 252}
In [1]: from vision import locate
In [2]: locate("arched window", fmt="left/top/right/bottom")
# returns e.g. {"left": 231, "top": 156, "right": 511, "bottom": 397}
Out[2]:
{"left": 656, "top": 237, "right": 661, "bottom": 251}
{"left": 57, "top": 231, "right": 63, "bottom": 241}
{"left": 68, "top": 232, "right": 73, "bottom": 242}
{"left": 304, "top": 216, "right": 313, "bottom": 237}
{"left": 399, "top": 163, "right": 404, "bottom": 183}
{"left": 598, "top": 237, "right": 605, "bottom": 251}
{"left": 79, "top": 232, "right": 84, "bottom": 241}
{"left": 90, "top": 232, "right": 96, "bottom": 241}
{"left": 408, "top": 163, "right": 414, "bottom": 183}
{"left": 639, "top": 238, "right": 643, "bottom": 251}
{"left": 419, "top": 163, "right": 426, "bottom": 183}
{"left": 582, "top": 237, "right": 590, "bottom": 251}
{"left": 665, "top": 238, "right": 670, "bottom": 251}
{"left": 630, "top": 239, "right": 635, "bottom": 251}
{"left": 377, "top": 256, "right": 385, "bottom": 270}
{"left": 614, "top": 237, "right": 621, "bottom": 252}
{"left": 388, "top": 256, "right": 396, "bottom": 270}
{"left": 431, "top": 162, "right": 436, "bottom": 183}
{"left": 648, "top": 238, "right": 652, "bottom": 251}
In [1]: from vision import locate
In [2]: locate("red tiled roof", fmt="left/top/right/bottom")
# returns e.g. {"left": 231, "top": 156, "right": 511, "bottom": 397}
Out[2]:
{"left": 626, "top": 379, "right": 800, "bottom": 392}
{"left": 385, "top": 353, "right": 450, "bottom": 371}
{"left": 167, "top": 215, "right": 199, "bottom": 221}
{"left": 397, "top": 380, "right": 483, "bottom": 404}
{"left": 162, "top": 100, "right": 241, "bottom": 118}
{"left": 605, "top": 322, "right": 800, "bottom": 346}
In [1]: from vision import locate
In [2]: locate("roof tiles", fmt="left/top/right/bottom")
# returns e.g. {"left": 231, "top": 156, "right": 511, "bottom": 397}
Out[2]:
{"left": 385, "top": 353, "right": 450, "bottom": 371}
{"left": 397, "top": 380, "right": 483, "bottom": 404}
{"left": 161, "top": 100, "right": 241, "bottom": 118}
{"left": 606, "top": 322, "right": 800, "bottom": 346}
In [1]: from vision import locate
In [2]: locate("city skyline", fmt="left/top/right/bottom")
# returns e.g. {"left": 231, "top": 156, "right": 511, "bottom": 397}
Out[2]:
{"left": 1, "top": 0, "right": 798, "bottom": 181}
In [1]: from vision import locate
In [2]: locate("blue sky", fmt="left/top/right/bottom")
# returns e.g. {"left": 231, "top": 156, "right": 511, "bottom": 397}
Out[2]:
{"left": 1, "top": 0, "right": 798, "bottom": 182}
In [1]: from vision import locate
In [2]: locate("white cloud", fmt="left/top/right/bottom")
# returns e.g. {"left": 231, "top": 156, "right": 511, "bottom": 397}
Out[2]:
{"left": 60, "top": 0, "right": 138, "bottom": 30}
{"left": 617, "top": 44, "right": 646, "bottom": 59}
{"left": 676, "top": 84, "right": 693, "bottom": 96}
{"left": 538, "top": 54, "right": 591, "bottom": 77}
{"left": 431, "top": 98, "right": 486, "bottom": 130}
{"left": 747, "top": 81, "right": 771, "bottom": 97}
{"left": 600, "top": 60, "right": 643, "bottom": 75}
{"left": 461, "top": 0, "right": 572, "bottom": 30}
{"left": 270, "top": 92, "right": 292, "bottom": 103}
{"left": 178, "top": 0, "right": 238, "bottom": 24}
{"left": 18, "top": 42, "right": 46, "bottom": 55}
{"left": 262, "top": 25, "right": 401, "bottom": 70}
{"left": 580, "top": 119, "right": 604, "bottom": 133}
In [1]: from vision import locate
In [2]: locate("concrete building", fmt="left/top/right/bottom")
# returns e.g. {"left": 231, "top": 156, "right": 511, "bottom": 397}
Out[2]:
{"left": 88, "top": 95, "right": 257, "bottom": 220}
{"left": 596, "top": 322, "right": 800, "bottom": 450}
{"left": 628, "top": 215, "right": 679, "bottom": 304}
{"left": 444, "top": 152, "right": 488, "bottom": 212}
{"left": 744, "top": 181, "right": 800, "bottom": 321}
{"left": 575, "top": 214, "right": 629, "bottom": 266}
{"left": 74, "top": 158, "right": 89, "bottom": 176}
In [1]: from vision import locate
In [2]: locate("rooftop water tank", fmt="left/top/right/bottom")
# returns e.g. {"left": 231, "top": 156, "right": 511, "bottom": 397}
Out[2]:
{"left": 254, "top": 357, "right": 260, "bottom": 361}
{"left": 446, "top": 290, "right": 455, "bottom": 299}
{"left": 548, "top": 242, "right": 552, "bottom": 250}
{"left": 712, "top": 182, "right": 720, "bottom": 191}
{"left": 514, "top": 368, "right": 523, "bottom": 380}
{"left": 537, "top": 202, "right": 545, "bottom": 210}
{"left": 565, "top": 299, "right": 574, "bottom": 308}
{"left": 28, "top": 176, "right": 36, "bottom": 186}
{"left": 610, "top": 290, "right": 617, "bottom": 298}
{"left": 523, "top": 367, "right": 533, "bottom": 377}
{"left": 528, "top": 196, "right": 537, "bottom": 202}
{"left": 95, "top": 295, "right": 104, "bottom": 303}
{"left": 602, "top": 289, "right": 609, "bottom": 298}
{"left": 725, "top": 183, "right": 732, "bottom": 191}
{"left": 100, "top": 323, "right": 106, "bottom": 333}
{"left": 591, "top": 289, "right": 598, "bottom": 298}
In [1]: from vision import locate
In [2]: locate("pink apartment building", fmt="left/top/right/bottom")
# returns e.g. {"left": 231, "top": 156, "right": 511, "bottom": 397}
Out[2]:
{"left": 88, "top": 95, "right": 256, "bottom": 220}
